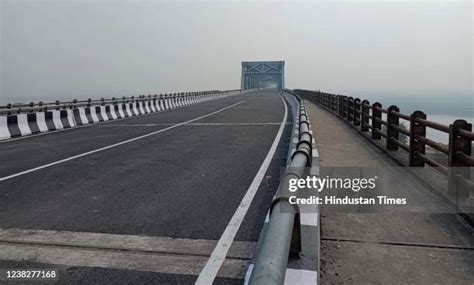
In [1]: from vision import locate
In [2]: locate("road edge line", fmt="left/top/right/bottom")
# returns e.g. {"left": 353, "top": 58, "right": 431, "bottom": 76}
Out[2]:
{"left": 195, "top": 92, "right": 289, "bottom": 284}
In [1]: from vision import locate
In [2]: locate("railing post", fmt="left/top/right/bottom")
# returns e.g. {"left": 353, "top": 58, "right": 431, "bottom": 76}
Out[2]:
{"left": 331, "top": 95, "right": 335, "bottom": 112}
{"left": 409, "top": 111, "right": 426, "bottom": 166}
{"left": 328, "top": 94, "right": 331, "bottom": 111}
{"left": 372, "top": 102, "right": 382, "bottom": 139}
{"left": 361, "top": 100, "right": 369, "bottom": 132}
{"left": 448, "top": 120, "right": 472, "bottom": 197}
{"left": 386, "top": 105, "right": 400, "bottom": 150}
{"left": 347, "top": 97, "right": 354, "bottom": 122}
{"left": 354, "top": 98, "right": 361, "bottom": 126}
{"left": 336, "top": 95, "right": 342, "bottom": 117}
{"left": 343, "top": 96, "right": 348, "bottom": 119}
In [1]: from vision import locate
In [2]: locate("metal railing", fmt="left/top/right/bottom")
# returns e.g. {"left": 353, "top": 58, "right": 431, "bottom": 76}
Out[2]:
{"left": 249, "top": 93, "right": 312, "bottom": 284}
{"left": 0, "top": 90, "right": 232, "bottom": 115}
{"left": 295, "top": 89, "right": 473, "bottom": 199}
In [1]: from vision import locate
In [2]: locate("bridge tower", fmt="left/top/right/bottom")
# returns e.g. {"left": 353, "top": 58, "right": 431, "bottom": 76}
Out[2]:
{"left": 241, "top": 61, "right": 285, "bottom": 90}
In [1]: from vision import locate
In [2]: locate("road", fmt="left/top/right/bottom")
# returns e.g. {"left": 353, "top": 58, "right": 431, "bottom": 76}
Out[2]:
{"left": 0, "top": 89, "right": 292, "bottom": 284}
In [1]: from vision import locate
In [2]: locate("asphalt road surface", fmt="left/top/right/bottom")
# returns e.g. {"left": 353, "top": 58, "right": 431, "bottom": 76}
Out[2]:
{"left": 0, "top": 89, "right": 293, "bottom": 284}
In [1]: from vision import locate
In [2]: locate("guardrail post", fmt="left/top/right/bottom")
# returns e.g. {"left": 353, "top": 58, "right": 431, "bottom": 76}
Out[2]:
{"left": 372, "top": 102, "right": 382, "bottom": 139}
{"left": 361, "top": 100, "right": 369, "bottom": 132}
{"left": 409, "top": 111, "right": 426, "bottom": 166}
{"left": 386, "top": 105, "right": 400, "bottom": 150}
{"left": 448, "top": 120, "right": 472, "bottom": 197}
{"left": 354, "top": 98, "right": 361, "bottom": 126}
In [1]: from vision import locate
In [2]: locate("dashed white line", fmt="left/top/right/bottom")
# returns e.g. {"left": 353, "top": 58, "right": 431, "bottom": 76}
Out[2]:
{"left": 0, "top": 101, "right": 245, "bottom": 182}
{"left": 100, "top": 122, "right": 285, "bottom": 127}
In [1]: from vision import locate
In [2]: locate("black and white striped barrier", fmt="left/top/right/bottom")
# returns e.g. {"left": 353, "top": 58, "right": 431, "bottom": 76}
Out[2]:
{"left": 0, "top": 90, "right": 245, "bottom": 141}
{"left": 0, "top": 109, "right": 77, "bottom": 140}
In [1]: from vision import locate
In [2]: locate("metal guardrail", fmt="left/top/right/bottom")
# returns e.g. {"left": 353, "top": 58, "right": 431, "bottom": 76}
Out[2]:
{"left": 294, "top": 89, "right": 473, "bottom": 199}
{"left": 0, "top": 90, "right": 242, "bottom": 115}
{"left": 249, "top": 94, "right": 313, "bottom": 285}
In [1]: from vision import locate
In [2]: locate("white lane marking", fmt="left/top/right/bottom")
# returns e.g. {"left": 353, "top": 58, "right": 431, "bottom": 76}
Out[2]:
{"left": 0, "top": 101, "right": 245, "bottom": 182}
{"left": 99, "top": 122, "right": 286, "bottom": 127}
{"left": 195, "top": 94, "right": 288, "bottom": 285}
{"left": 244, "top": 263, "right": 255, "bottom": 285}
{"left": 284, "top": 268, "right": 318, "bottom": 285}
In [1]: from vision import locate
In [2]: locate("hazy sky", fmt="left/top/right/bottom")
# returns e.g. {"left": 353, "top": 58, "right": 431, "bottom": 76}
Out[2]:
{"left": 0, "top": 0, "right": 472, "bottom": 104}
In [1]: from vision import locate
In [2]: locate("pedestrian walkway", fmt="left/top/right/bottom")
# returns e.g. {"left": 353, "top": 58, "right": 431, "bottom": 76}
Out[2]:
{"left": 305, "top": 101, "right": 473, "bottom": 284}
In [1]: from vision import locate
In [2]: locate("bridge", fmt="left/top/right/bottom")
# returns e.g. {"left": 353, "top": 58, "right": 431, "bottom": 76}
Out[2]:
{"left": 0, "top": 63, "right": 472, "bottom": 284}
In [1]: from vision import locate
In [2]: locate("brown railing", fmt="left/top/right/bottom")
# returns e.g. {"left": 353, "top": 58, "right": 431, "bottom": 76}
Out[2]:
{"left": 295, "top": 89, "right": 473, "bottom": 200}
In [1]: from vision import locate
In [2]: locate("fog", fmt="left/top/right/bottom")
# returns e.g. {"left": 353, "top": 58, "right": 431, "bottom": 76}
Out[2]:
{"left": 1, "top": 0, "right": 472, "bottom": 109}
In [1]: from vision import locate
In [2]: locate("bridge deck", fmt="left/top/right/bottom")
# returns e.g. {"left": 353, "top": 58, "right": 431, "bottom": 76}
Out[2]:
{"left": 306, "top": 101, "right": 473, "bottom": 284}
{"left": 0, "top": 90, "right": 290, "bottom": 284}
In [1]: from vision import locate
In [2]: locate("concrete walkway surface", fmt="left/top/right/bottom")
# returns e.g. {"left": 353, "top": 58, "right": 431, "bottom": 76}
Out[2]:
{"left": 305, "top": 101, "right": 474, "bottom": 284}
